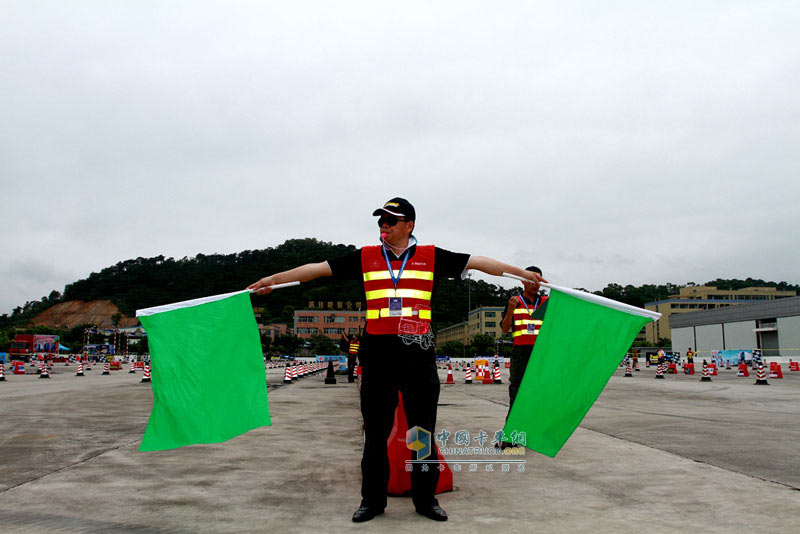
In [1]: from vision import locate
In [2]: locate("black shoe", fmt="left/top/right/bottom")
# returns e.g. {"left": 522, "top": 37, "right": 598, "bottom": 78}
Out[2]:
{"left": 352, "top": 506, "right": 383, "bottom": 523}
{"left": 416, "top": 504, "right": 448, "bottom": 521}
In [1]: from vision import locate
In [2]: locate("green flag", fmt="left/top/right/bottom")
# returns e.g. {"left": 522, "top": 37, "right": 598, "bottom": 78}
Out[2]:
{"left": 503, "top": 284, "right": 660, "bottom": 457}
{"left": 136, "top": 290, "right": 270, "bottom": 451}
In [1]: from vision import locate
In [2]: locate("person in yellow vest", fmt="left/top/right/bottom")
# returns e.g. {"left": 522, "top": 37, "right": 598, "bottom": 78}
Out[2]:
{"left": 341, "top": 330, "right": 361, "bottom": 383}
{"left": 499, "top": 266, "right": 547, "bottom": 448}
{"left": 249, "top": 197, "right": 544, "bottom": 523}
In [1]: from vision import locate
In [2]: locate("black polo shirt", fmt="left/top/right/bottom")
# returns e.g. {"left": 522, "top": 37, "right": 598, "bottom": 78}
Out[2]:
{"left": 327, "top": 244, "right": 470, "bottom": 348}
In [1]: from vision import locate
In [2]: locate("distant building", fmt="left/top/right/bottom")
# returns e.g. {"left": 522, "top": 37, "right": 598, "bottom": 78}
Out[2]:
{"left": 437, "top": 321, "right": 467, "bottom": 346}
{"left": 436, "top": 306, "right": 509, "bottom": 347}
{"left": 293, "top": 309, "right": 366, "bottom": 341}
{"left": 670, "top": 296, "right": 800, "bottom": 358}
{"left": 645, "top": 286, "right": 796, "bottom": 344}
{"left": 259, "top": 323, "right": 288, "bottom": 340}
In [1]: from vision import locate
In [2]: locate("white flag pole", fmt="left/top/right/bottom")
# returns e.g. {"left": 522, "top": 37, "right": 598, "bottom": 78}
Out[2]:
{"left": 501, "top": 272, "right": 661, "bottom": 321}
{"left": 248, "top": 281, "right": 300, "bottom": 292}
{"left": 137, "top": 282, "right": 303, "bottom": 317}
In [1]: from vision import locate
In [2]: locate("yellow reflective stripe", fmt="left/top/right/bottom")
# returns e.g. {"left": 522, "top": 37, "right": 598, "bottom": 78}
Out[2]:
{"left": 513, "top": 329, "right": 540, "bottom": 337}
{"left": 365, "top": 288, "right": 432, "bottom": 300}
{"left": 513, "top": 319, "right": 543, "bottom": 326}
{"left": 365, "top": 308, "right": 432, "bottom": 319}
{"left": 363, "top": 270, "right": 434, "bottom": 282}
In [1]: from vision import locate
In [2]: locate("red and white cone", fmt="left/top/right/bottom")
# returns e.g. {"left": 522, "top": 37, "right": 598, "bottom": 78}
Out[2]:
{"left": 291, "top": 363, "right": 298, "bottom": 380}
{"left": 0, "top": 364, "right": 5, "bottom": 381}
{"left": 493, "top": 365, "right": 502, "bottom": 384}
{"left": 129, "top": 360, "right": 136, "bottom": 373}
{"left": 754, "top": 364, "right": 769, "bottom": 385}
{"left": 700, "top": 362, "right": 712, "bottom": 382}
{"left": 483, "top": 365, "right": 494, "bottom": 384}
{"left": 624, "top": 364, "right": 633, "bottom": 377}
{"left": 102, "top": 362, "right": 110, "bottom": 375}
{"left": 37, "top": 362, "right": 44, "bottom": 375}
{"left": 141, "top": 364, "right": 151, "bottom": 383}
{"left": 768, "top": 365, "right": 783, "bottom": 379}
{"left": 283, "top": 364, "right": 293, "bottom": 383}
{"left": 75, "top": 362, "right": 85, "bottom": 377}
{"left": 446, "top": 363, "right": 454, "bottom": 384}
{"left": 654, "top": 363, "right": 665, "bottom": 379}
{"left": 39, "top": 365, "right": 50, "bottom": 379}
{"left": 464, "top": 366, "right": 472, "bottom": 384}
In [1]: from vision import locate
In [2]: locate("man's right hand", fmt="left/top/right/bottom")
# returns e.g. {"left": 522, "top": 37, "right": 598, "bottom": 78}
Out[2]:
{"left": 507, "top": 296, "right": 519, "bottom": 310}
{"left": 247, "top": 276, "right": 276, "bottom": 295}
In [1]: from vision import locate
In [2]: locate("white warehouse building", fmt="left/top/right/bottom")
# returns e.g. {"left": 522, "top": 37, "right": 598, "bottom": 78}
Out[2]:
{"left": 670, "top": 296, "right": 800, "bottom": 361}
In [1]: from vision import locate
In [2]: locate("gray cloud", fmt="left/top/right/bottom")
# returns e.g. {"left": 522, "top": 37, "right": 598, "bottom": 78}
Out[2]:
{"left": 2, "top": 1, "right": 799, "bottom": 314}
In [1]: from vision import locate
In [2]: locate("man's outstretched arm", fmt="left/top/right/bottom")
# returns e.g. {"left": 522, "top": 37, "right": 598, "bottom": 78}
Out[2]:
{"left": 466, "top": 256, "right": 547, "bottom": 284}
{"left": 248, "top": 262, "right": 332, "bottom": 294}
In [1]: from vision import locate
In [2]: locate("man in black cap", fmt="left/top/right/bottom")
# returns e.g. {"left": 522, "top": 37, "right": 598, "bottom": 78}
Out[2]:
{"left": 500, "top": 266, "right": 548, "bottom": 447}
{"left": 249, "top": 197, "right": 544, "bottom": 522}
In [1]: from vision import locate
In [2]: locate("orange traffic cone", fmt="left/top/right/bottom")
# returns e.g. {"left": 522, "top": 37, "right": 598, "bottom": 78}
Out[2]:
{"left": 737, "top": 363, "right": 749, "bottom": 377}
{"left": 768, "top": 365, "right": 783, "bottom": 379}
{"left": 386, "top": 392, "right": 453, "bottom": 497}
{"left": 483, "top": 365, "right": 494, "bottom": 384}
{"left": 446, "top": 364, "right": 454, "bottom": 384}
{"left": 790, "top": 360, "right": 800, "bottom": 372}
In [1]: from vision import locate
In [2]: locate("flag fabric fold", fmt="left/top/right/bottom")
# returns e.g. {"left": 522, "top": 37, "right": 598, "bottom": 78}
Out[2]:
{"left": 503, "top": 284, "right": 660, "bottom": 458}
{"left": 136, "top": 290, "right": 270, "bottom": 452}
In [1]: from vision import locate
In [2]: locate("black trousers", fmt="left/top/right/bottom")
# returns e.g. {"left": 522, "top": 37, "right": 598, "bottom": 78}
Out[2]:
{"left": 359, "top": 334, "right": 440, "bottom": 511}
{"left": 505, "top": 343, "right": 534, "bottom": 422}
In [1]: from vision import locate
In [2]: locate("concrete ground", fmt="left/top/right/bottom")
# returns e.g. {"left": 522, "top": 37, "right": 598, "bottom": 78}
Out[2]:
{"left": 1, "top": 362, "right": 798, "bottom": 533}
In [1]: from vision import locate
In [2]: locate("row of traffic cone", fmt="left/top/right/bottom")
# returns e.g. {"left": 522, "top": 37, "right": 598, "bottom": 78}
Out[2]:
{"left": 633, "top": 360, "right": 776, "bottom": 386}
{"left": 0, "top": 360, "right": 152, "bottom": 382}
{"left": 282, "top": 361, "right": 328, "bottom": 384}
{"left": 462, "top": 364, "right": 503, "bottom": 384}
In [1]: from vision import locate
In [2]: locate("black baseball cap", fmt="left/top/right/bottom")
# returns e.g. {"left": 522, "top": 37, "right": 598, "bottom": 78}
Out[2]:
{"left": 372, "top": 197, "right": 416, "bottom": 221}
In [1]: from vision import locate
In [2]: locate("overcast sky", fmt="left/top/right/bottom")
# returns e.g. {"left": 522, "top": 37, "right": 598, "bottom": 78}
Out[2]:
{"left": 2, "top": 1, "right": 799, "bottom": 315}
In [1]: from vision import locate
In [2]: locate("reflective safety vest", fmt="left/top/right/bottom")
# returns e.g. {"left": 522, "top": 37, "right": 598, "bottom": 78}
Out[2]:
{"left": 361, "top": 245, "right": 435, "bottom": 335}
{"left": 512, "top": 295, "right": 548, "bottom": 346}
{"left": 349, "top": 341, "right": 360, "bottom": 354}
